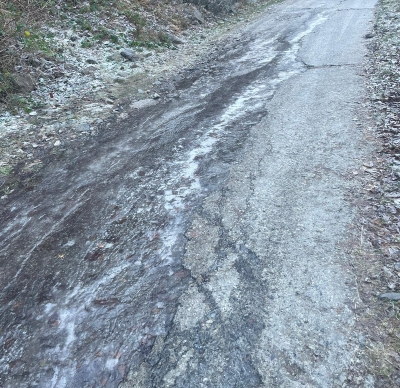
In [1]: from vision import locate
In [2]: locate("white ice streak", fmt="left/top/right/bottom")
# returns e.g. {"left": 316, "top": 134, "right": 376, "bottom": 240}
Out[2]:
{"left": 157, "top": 12, "right": 329, "bottom": 270}
{"left": 289, "top": 12, "right": 328, "bottom": 44}
{"left": 43, "top": 260, "right": 131, "bottom": 388}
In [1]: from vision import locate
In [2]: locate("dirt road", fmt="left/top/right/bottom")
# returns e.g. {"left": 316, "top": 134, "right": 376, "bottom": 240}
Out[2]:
{"left": 0, "top": 0, "right": 378, "bottom": 386}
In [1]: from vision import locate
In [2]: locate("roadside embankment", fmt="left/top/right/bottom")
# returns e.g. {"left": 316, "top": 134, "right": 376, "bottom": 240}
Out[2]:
{"left": 0, "top": 0, "right": 278, "bottom": 198}
{"left": 350, "top": 0, "right": 400, "bottom": 384}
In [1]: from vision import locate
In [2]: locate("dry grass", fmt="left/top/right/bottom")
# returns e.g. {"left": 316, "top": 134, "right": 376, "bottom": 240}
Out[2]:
{"left": 0, "top": 0, "right": 54, "bottom": 100}
{"left": 0, "top": 1, "right": 54, "bottom": 65}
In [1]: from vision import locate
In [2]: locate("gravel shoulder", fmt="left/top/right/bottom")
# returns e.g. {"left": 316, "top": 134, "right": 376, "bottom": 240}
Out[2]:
{"left": 347, "top": 0, "right": 400, "bottom": 385}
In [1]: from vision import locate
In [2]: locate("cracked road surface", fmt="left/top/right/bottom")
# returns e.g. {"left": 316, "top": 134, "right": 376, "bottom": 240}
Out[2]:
{"left": 0, "top": 0, "right": 378, "bottom": 386}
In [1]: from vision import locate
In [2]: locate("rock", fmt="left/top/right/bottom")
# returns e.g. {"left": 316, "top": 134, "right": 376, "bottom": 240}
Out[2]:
{"left": 365, "top": 33, "right": 375, "bottom": 39}
{"left": 130, "top": 99, "right": 159, "bottom": 109}
{"left": 86, "top": 58, "right": 98, "bottom": 64}
{"left": 164, "top": 33, "right": 185, "bottom": 45}
{"left": 120, "top": 48, "right": 140, "bottom": 61}
{"left": 52, "top": 71, "right": 65, "bottom": 79}
{"left": 117, "top": 71, "right": 129, "bottom": 78}
{"left": 191, "top": 6, "right": 205, "bottom": 23}
{"left": 394, "top": 262, "right": 400, "bottom": 271}
{"left": 153, "top": 93, "right": 160, "bottom": 99}
{"left": 81, "top": 66, "right": 97, "bottom": 75}
{"left": 53, "top": 140, "right": 61, "bottom": 147}
{"left": 379, "top": 292, "right": 400, "bottom": 301}
{"left": 106, "top": 53, "right": 124, "bottom": 63}
{"left": 12, "top": 74, "right": 35, "bottom": 93}
{"left": 77, "top": 123, "right": 90, "bottom": 132}
{"left": 26, "top": 56, "right": 41, "bottom": 67}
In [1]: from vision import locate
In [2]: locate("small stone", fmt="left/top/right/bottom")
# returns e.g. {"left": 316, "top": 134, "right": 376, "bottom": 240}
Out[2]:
{"left": 54, "top": 140, "right": 61, "bottom": 147}
{"left": 191, "top": 6, "right": 205, "bottom": 24}
{"left": 106, "top": 53, "right": 124, "bottom": 63}
{"left": 86, "top": 58, "right": 98, "bottom": 64}
{"left": 153, "top": 93, "right": 160, "bottom": 99}
{"left": 53, "top": 71, "right": 65, "bottom": 79}
{"left": 130, "top": 99, "right": 159, "bottom": 109}
{"left": 365, "top": 33, "right": 374, "bottom": 39}
{"left": 120, "top": 48, "right": 140, "bottom": 61}
{"left": 81, "top": 66, "right": 97, "bottom": 75}
{"left": 12, "top": 74, "right": 35, "bottom": 93}
{"left": 77, "top": 123, "right": 90, "bottom": 132}
{"left": 27, "top": 57, "right": 41, "bottom": 67}
{"left": 164, "top": 33, "right": 185, "bottom": 45}
{"left": 379, "top": 292, "right": 400, "bottom": 301}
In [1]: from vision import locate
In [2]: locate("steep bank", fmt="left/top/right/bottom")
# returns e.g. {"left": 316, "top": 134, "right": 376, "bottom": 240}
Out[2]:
{"left": 0, "top": 0, "right": 278, "bottom": 198}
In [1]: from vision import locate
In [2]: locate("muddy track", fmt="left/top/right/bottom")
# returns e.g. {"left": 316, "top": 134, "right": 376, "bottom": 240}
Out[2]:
{"left": 0, "top": 0, "right": 378, "bottom": 387}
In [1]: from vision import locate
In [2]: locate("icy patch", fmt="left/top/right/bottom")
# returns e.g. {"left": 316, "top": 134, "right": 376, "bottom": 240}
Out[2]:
{"left": 105, "top": 358, "right": 119, "bottom": 370}
{"left": 45, "top": 303, "right": 57, "bottom": 314}
{"left": 237, "top": 36, "right": 278, "bottom": 67}
{"left": 289, "top": 13, "right": 328, "bottom": 44}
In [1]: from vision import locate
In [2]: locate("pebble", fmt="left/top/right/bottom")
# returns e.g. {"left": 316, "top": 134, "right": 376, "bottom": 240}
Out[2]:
{"left": 379, "top": 292, "right": 400, "bottom": 301}
{"left": 54, "top": 140, "right": 61, "bottom": 147}
{"left": 77, "top": 123, "right": 90, "bottom": 132}
{"left": 120, "top": 48, "right": 140, "bottom": 61}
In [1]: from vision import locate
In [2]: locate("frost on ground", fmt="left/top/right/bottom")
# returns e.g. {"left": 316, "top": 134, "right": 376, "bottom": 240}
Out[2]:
{"left": 0, "top": 0, "right": 271, "bottom": 198}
